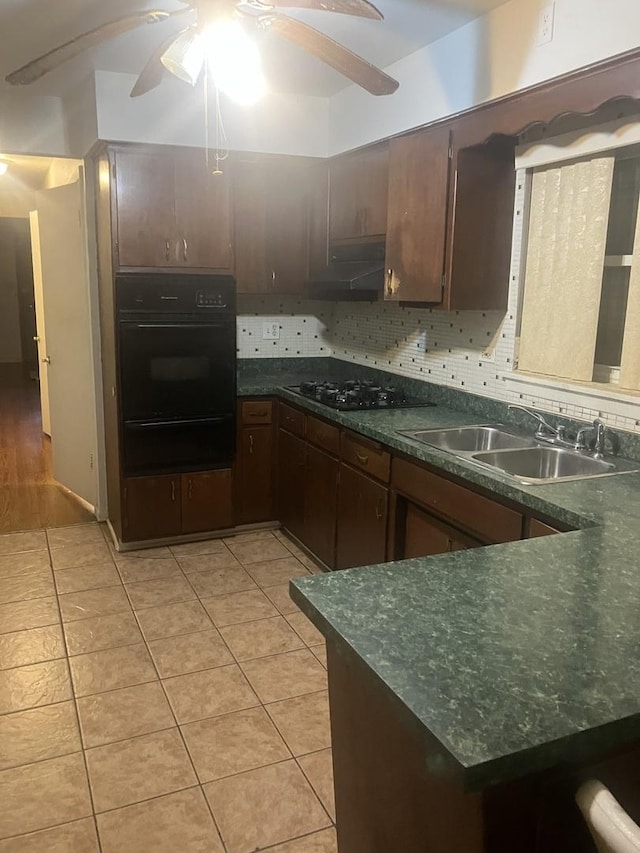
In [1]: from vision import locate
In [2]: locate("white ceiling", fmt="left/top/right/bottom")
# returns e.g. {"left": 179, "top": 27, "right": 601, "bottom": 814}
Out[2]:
{"left": 0, "top": 0, "right": 511, "bottom": 99}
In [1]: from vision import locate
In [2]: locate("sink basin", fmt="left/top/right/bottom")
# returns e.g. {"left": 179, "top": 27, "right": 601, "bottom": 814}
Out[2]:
{"left": 402, "top": 425, "right": 538, "bottom": 453}
{"left": 471, "top": 447, "right": 615, "bottom": 483}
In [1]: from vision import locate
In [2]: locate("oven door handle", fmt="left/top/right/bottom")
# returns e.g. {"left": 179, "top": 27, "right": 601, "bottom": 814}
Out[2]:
{"left": 125, "top": 416, "right": 232, "bottom": 429}
{"left": 127, "top": 323, "right": 230, "bottom": 330}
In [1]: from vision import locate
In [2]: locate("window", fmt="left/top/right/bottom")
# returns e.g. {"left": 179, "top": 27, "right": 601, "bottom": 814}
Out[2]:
{"left": 516, "top": 139, "right": 640, "bottom": 392}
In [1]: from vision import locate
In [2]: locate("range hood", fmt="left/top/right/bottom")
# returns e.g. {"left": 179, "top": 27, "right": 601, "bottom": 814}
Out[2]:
{"left": 307, "top": 242, "right": 385, "bottom": 300}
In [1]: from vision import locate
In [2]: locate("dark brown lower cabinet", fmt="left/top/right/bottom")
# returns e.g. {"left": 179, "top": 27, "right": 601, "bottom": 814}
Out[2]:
{"left": 278, "top": 429, "right": 306, "bottom": 542}
{"left": 123, "top": 469, "right": 233, "bottom": 542}
{"left": 336, "top": 464, "right": 388, "bottom": 570}
{"left": 237, "top": 426, "right": 275, "bottom": 524}
{"left": 403, "top": 502, "right": 480, "bottom": 558}
{"left": 181, "top": 469, "right": 233, "bottom": 534}
{"left": 304, "top": 444, "right": 338, "bottom": 569}
{"left": 123, "top": 474, "right": 182, "bottom": 541}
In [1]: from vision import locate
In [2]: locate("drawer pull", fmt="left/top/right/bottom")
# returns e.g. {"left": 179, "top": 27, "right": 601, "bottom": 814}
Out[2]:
{"left": 356, "top": 452, "right": 369, "bottom": 465}
{"left": 248, "top": 410, "right": 268, "bottom": 418}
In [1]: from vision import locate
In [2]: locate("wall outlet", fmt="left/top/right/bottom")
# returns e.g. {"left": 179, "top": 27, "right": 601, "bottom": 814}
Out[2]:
{"left": 262, "top": 322, "right": 280, "bottom": 340}
{"left": 537, "top": 2, "right": 555, "bottom": 45}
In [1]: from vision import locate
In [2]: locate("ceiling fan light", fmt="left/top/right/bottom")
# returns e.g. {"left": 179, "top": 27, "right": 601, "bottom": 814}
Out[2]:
{"left": 0, "top": 162, "right": 8, "bottom": 177}
{"left": 203, "top": 20, "right": 266, "bottom": 105}
{"left": 161, "top": 30, "right": 204, "bottom": 86}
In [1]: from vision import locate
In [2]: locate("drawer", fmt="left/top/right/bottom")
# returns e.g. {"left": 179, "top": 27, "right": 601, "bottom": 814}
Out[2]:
{"left": 392, "top": 457, "right": 523, "bottom": 544}
{"left": 306, "top": 415, "right": 340, "bottom": 456}
{"left": 241, "top": 399, "right": 273, "bottom": 425}
{"left": 279, "top": 402, "right": 305, "bottom": 438}
{"left": 341, "top": 431, "right": 391, "bottom": 483}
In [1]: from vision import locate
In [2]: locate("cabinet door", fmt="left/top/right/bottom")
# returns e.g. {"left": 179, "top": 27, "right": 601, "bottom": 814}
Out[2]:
{"left": 174, "top": 149, "right": 233, "bottom": 271}
{"left": 357, "top": 143, "right": 389, "bottom": 238}
{"left": 444, "top": 138, "right": 515, "bottom": 310}
{"left": 329, "top": 154, "right": 360, "bottom": 241}
{"left": 181, "top": 469, "right": 233, "bottom": 534}
{"left": 330, "top": 144, "right": 389, "bottom": 242}
{"left": 114, "top": 149, "right": 176, "bottom": 268}
{"left": 304, "top": 445, "right": 338, "bottom": 569}
{"left": 237, "top": 426, "right": 274, "bottom": 524}
{"left": 403, "top": 503, "right": 481, "bottom": 559}
{"left": 234, "top": 159, "right": 268, "bottom": 293}
{"left": 308, "top": 160, "right": 330, "bottom": 277}
{"left": 123, "top": 474, "right": 181, "bottom": 541}
{"left": 336, "top": 464, "right": 388, "bottom": 570}
{"left": 385, "top": 126, "right": 450, "bottom": 302}
{"left": 278, "top": 429, "right": 306, "bottom": 542}
{"left": 266, "top": 159, "right": 310, "bottom": 295}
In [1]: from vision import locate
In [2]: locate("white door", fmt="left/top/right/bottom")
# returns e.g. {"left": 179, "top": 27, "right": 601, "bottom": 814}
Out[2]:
{"left": 34, "top": 177, "right": 98, "bottom": 508}
{"left": 29, "top": 210, "right": 51, "bottom": 436}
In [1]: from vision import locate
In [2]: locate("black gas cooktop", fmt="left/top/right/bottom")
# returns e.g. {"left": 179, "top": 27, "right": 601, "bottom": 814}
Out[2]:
{"left": 286, "top": 380, "right": 435, "bottom": 412}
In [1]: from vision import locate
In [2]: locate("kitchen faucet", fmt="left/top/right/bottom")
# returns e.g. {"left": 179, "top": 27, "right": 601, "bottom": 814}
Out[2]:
{"left": 507, "top": 405, "right": 566, "bottom": 442}
{"left": 508, "top": 405, "right": 619, "bottom": 457}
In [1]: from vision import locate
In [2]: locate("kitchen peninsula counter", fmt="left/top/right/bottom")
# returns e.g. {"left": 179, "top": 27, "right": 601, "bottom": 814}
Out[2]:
{"left": 238, "top": 364, "right": 640, "bottom": 850}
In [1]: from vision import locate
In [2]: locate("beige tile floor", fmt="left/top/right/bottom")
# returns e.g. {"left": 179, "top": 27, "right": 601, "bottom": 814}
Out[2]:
{"left": 0, "top": 523, "right": 337, "bottom": 853}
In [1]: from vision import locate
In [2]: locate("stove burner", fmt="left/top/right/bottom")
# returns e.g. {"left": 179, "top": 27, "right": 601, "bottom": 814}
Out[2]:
{"left": 291, "top": 380, "right": 434, "bottom": 411}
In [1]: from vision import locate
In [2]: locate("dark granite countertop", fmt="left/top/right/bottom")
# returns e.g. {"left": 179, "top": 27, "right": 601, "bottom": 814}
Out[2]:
{"left": 237, "top": 362, "right": 640, "bottom": 790}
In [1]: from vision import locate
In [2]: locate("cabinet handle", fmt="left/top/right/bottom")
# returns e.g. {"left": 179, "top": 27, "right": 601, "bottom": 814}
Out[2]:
{"left": 386, "top": 269, "right": 393, "bottom": 297}
{"left": 165, "top": 239, "right": 170, "bottom": 261}
{"left": 375, "top": 500, "right": 384, "bottom": 520}
{"left": 170, "top": 481, "right": 176, "bottom": 501}
{"left": 187, "top": 479, "right": 193, "bottom": 500}
{"left": 182, "top": 238, "right": 188, "bottom": 262}
{"left": 356, "top": 452, "right": 369, "bottom": 465}
{"left": 249, "top": 434, "right": 254, "bottom": 455}
{"left": 271, "top": 270, "right": 276, "bottom": 289}
{"left": 248, "top": 410, "right": 268, "bottom": 418}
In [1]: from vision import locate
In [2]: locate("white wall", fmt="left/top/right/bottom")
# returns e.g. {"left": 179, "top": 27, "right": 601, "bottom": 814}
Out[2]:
{"left": 0, "top": 91, "right": 68, "bottom": 157}
{"left": 0, "top": 223, "right": 23, "bottom": 363}
{"left": 95, "top": 70, "right": 330, "bottom": 157}
{"left": 63, "top": 76, "right": 99, "bottom": 157}
{"left": 329, "top": 0, "right": 640, "bottom": 153}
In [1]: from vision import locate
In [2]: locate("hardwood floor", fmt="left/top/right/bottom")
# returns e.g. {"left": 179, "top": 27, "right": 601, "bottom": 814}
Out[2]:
{"left": 0, "top": 364, "right": 94, "bottom": 533}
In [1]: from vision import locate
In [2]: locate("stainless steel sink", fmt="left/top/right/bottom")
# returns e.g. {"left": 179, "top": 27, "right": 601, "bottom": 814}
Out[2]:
{"left": 471, "top": 446, "right": 616, "bottom": 484}
{"left": 402, "top": 425, "right": 538, "bottom": 453}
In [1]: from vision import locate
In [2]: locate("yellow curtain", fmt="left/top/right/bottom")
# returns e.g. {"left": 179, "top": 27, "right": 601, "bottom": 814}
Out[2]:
{"left": 619, "top": 198, "right": 640, "bottom": 390}
{"left": 518, "top": 157, "right": 614, "bottom": 381}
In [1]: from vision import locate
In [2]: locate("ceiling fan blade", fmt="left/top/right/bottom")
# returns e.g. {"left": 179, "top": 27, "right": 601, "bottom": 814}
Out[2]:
{"left": 5, "top": 8, "right": 189, "bottom": 86}
{"left": 265, "top": 0, "right": 382, "bottom": 20}
{"left": 130, "top": 28, "right": 190, "bottom": 97}
{"left": 267, "top": 15, "right": 399, "bottom": 96}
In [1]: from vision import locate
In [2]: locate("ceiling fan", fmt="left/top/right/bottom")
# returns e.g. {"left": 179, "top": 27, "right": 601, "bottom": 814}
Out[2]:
{"left": 5, "top": 0, "right": 400, "bottom": 100}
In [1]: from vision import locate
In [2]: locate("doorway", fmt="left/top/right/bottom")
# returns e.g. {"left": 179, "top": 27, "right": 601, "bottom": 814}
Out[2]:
{"left": 0, "top": 155, "right": 98, "bottom": 533}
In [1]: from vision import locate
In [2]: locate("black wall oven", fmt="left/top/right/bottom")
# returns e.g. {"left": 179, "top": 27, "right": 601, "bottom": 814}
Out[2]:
{"left": 116, "top": 273, "right": 236, "bottom": 476}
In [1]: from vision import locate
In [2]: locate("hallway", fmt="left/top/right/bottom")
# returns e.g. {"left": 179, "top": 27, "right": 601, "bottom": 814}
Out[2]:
{"left": 0, "top": 365, "right": 94, "bottom": 533}
{"left": 0, "top": 523, "right": 335, "bottom": 852}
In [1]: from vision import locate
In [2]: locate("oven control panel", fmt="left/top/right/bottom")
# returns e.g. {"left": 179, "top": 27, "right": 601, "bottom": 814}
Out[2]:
{"left": 196, "top": 291, "right": 227, "bottom": 308}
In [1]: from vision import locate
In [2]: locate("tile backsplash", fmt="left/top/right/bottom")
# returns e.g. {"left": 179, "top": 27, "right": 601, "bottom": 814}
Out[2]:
{"left": 237, "top": 171, "right": 640, "bottom": 435}
{"left": 237, "top": 296, "right": 331, "bottom": 359}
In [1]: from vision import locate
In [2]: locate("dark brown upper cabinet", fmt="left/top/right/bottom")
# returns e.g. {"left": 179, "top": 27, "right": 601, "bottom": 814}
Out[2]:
{"left": 234, "top": 155, "right": 319, "bottom": 295}
{"left": 384, "top": 125, "right": 451, "bottom": 303}
{"left": 383, "top": 120, "right": 515, "bottom": 309}
{"left": 113, "top": 145, "right": 233, "bottom": 271}
{"left": 329, "top": 142, "right": 389, "bottom": 242}
{"left": 443, "top": 126, "right": 516, "bottom": 311}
